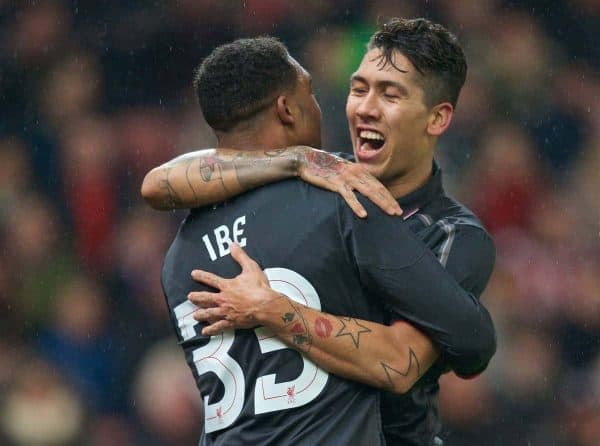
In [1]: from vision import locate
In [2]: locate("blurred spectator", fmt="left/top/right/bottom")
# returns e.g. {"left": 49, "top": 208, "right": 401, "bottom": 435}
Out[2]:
{"left": 467, "top": 121, "right": 545, "bottom": 234}
{"left": 132, "top": 339, "right": 202, "bottom": 445}
{"left": 36, "top": 275, "right": 119, "bottom": 413}
{"left": 4, "top": 194, "right": 77, "bottom": 336}
{"left": 0, "top": 358, "right": 85, "bottom": 446}
{"left": 60, "top": 116, "right": 118, "bottom": 270}
{"left": 39, "top": 50, "right": 104, "bottom": 130}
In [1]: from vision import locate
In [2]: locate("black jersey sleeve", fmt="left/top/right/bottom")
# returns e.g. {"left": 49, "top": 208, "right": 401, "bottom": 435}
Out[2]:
{"left": 338, "top": 194, "right": 496, "bottom": 376}
{"left": 443, "top": 226, "right": 496, "bottom": 300}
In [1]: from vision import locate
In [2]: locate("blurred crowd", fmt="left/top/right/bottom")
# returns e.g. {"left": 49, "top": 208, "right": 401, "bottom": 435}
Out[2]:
{"left": 0, "top": 1, "right": 598, "bottom": 445}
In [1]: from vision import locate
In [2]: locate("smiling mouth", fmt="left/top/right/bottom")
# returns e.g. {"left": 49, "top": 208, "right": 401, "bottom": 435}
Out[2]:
{"left": 358, "top": 130, "right": 385, "bottom": 152}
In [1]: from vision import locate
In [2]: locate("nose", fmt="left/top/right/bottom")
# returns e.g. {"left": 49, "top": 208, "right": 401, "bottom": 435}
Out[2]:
{"left": 355, "top": 91, "right": 380, "bottom": 121}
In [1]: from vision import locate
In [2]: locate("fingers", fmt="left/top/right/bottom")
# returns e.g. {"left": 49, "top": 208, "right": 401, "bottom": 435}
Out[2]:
{"left": 188, "top": 291, "right": 219, "bottom": 308}
{"left": 202, "top": 320, "right": 233, "bottom": 336}
{"left": 191, "top": 269, "right": 225, "bottom": 289}
{"left": 338, "top": 185, "right": 367, "bottom": 218}
{"left": 230, "top": 243, "right": 260, "bottom": 272}
{"left": 193, "top": 306, "right": 226, "bottom": 323}
{"left": 350, "top": 174, "right": 402, "bottom": 216}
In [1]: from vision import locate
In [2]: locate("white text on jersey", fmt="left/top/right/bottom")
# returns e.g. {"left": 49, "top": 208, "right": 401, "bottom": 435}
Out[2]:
{"left": 202, "top": 215, "right": 247, "bottom": 261}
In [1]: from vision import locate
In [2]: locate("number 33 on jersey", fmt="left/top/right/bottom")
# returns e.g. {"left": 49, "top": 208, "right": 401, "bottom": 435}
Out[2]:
{"left": 172, "top": 268, "right": 329, "bottom": 433}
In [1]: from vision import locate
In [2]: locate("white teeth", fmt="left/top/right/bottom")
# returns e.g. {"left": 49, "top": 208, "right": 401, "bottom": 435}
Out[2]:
{"left": 359, "top": 130, "right": 384, "bottom": 141}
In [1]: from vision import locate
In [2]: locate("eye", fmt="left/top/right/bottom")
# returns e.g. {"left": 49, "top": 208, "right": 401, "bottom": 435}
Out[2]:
{"left": 351, "top": 86, "right": 367, "bottom": 95}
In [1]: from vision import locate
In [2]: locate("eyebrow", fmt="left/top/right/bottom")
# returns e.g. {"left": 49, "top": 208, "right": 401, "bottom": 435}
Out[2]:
{"left": 350, "top": 74, "right": 409, "bottom": 97}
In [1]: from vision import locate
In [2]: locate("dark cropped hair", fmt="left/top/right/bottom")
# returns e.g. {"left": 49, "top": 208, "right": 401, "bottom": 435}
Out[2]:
{"left": 369, "top": 18, "right": 467, "bottom": 108}
{"left": 194, "top": 37, "right": 298, "bottom": 132}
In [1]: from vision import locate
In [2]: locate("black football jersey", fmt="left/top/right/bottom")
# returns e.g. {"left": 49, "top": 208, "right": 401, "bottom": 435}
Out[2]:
{"left": 162, "top": 179, "right": 391, "bottom": 446}
{"left": 162, "top": 175, "right": 495, "bottom": 446}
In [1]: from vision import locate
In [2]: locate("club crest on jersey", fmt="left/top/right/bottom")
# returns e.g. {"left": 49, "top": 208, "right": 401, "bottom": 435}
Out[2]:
{"left": 216, "top": 406, "right": 223, "bottom": 422}
{"left": 287, "top": 385, "right": 296, "bottom": 404}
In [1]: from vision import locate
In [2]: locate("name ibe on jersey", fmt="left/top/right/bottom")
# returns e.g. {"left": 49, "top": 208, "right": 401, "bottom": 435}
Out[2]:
{"left": 201, "top": 215, "right": 247, "bottom": 261}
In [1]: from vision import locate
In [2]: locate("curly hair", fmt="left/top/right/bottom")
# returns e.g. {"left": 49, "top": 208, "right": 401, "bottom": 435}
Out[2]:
{"left": 369, "top": 18, "right": 467, "bottom": 108}
{"left": 194, "top": 37, "right": 298, "bottom": 132}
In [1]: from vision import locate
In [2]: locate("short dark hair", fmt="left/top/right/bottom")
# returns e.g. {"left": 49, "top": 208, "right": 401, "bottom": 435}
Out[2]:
{"left": 194, "top": 37, "right": 298, "bottom": 132}
{"left": 368, "top": 18, "right": 467, "bottom": 107}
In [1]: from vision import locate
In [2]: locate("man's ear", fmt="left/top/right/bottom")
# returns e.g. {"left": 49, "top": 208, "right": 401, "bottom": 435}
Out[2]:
{"left": 276, "top": 95, "right": 295, "bottom": 125}
{"left": 427, "top": 102, "right": 453, "bottom": 136}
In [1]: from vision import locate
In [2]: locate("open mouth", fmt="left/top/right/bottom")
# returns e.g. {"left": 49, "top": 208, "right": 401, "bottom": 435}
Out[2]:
{"left": 356, "top": 129, "right": 385, "bottom": 160}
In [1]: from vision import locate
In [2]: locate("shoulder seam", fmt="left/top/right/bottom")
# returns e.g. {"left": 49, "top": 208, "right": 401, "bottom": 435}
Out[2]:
{"left": 437, "top": 220, "right": 457, "bottom": 267}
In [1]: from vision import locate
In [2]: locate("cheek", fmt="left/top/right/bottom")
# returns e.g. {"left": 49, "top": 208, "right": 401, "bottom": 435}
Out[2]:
{"left": 345, "top": 97, "right": 356, "bottom": 119}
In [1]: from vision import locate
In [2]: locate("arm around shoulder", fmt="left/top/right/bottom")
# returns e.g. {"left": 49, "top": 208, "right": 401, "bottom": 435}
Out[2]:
{"left": 140, "top": 148, "right": 300, "bottom": 210}
{"left": 343, "top": 197, "right": 498, "bottom": 378}
{"left": 442, "top": 226, "right": 497, "bottom": 377}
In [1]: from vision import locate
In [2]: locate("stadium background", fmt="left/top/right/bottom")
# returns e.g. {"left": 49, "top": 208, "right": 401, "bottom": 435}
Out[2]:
{"left": 1, "top": 1, "right": 598, "bottom": 444}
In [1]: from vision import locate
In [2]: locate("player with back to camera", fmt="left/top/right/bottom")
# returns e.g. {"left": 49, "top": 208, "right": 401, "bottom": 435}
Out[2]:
{"left": 149, "top": 21, "right": 496, "bottom": 446}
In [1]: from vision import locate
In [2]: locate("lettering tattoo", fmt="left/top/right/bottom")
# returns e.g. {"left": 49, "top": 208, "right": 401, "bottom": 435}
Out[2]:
{"left": 380, "top": 347, "right": 422, "bottom": 391}
{"left": 335, "top": 317, "right": 372, "bottom": 348}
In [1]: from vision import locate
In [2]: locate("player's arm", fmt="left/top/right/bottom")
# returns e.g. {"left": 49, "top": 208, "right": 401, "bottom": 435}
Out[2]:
{"left": 140, "top": 146, "right": 401, "bottom": 217}
{"left": 345, "top": 196, "right": 497, "bottom": 377}
{"left": 188, "top": 244, "right": 438, "bottom": 394}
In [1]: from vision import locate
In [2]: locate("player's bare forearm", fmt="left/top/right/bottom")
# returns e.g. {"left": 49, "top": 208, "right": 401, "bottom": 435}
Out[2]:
{"left": 256, "top": 294, "right": 438, "bottom": 394}
{"left": 188, "top": 244, "right": 435, "bottom": 393}
{"left": 140, "top": 148, "right": 303, "bottom": 210}
{"left": 141, "top": 147, "right": 401, "bottom": 216}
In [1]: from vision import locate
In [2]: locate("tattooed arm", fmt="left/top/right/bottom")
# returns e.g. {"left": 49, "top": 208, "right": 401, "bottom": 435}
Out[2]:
{"left": 141, "top": 146, "right": 401, "bottom": 217}
{"left": 188, "top": 244, "right": 439, "bottom": 394}
{"left": 141, "top": 148, "right": 300, "bottom": 210}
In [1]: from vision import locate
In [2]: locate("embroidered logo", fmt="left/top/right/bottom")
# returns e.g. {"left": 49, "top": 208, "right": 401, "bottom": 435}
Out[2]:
{"left": 287, "top": 385, "right": 296, "bottom": 404}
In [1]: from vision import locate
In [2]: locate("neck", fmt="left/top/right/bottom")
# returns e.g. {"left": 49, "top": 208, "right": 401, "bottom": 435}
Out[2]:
{"left": 385, "top": 159, "right": 434, "bottom": 199}
{"left": 216, "top": 126, "right": 285, "bottom": 152}
{"left": 216, "top": 117, "right": 289, "bottom": 150}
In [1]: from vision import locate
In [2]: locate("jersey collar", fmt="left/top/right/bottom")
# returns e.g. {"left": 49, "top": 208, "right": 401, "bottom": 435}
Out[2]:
{"left": 338, "top": 152, "right": 445, "bottom": 211}
{"left": 396, "top": 161, "right": 445, "bottom": 211}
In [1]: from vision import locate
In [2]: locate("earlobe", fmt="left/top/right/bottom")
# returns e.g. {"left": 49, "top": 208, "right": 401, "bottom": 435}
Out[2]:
{"left": 427, "top": 103, "right": 453, "bottom": 136}
{"left": 276, "top": 96, "right": 295, "bottom": 125}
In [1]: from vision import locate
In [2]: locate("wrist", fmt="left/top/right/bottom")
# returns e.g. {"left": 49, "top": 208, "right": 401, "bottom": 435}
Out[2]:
{"left": 287, "top": 145, "right": 311, "bottom": 177}
{"left": 254, "top": 289, "right": 287, "bottom": 326}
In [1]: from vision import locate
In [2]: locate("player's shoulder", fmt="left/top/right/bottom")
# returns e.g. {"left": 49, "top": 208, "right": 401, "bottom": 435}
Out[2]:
{"left": 425, "top": 194, "right": 490, "bottom": 235}
{"left": 239, "top": 177, "right": 343, "bottom": 211}
{"left": 418, "top": 194, "right": 496, "bottom": 260}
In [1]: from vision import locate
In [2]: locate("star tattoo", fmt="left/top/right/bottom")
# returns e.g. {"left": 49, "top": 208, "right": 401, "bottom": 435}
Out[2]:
{"left": 335, "top": 317, "right": 372, "bottom": 348}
